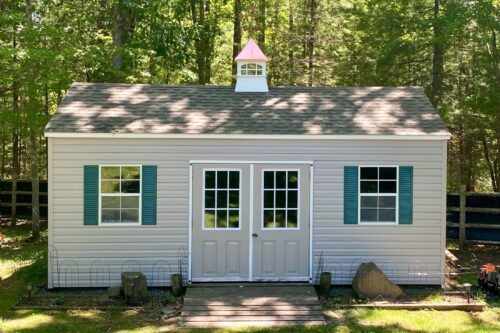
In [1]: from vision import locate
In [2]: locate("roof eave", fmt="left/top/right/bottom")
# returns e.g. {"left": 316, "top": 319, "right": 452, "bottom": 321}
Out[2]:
{"left": 44, "top": 132, "right": 451, "bottom": 140}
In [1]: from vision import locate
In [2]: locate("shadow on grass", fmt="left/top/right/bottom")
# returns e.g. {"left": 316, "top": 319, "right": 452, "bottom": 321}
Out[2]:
{"left": 2, "top": 306, "right": 499, "bottom": 333}
{"left": 2, "top": 220, "right": 499, "bottom": 333}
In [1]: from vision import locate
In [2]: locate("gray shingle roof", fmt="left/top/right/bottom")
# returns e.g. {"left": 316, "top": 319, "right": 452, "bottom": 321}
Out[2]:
{"left": 45, "top": 83, "right": 449, "bottom": 136}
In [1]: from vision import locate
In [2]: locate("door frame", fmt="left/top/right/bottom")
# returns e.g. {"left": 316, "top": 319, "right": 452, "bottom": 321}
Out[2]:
{"left": 188, "top": 160, "right": 314, "bottom": 284}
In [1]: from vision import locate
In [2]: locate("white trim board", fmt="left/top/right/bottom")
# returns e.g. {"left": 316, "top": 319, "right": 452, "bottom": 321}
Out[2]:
{"left": 309, "top": 164, "right": 314, "bottom": 283}
{"left": 249, "top": 164, "right": 254, "bottom": 282}
{"left": 188, "top": 163, "right": 193, "bottom": 283}
{"left": 45, "top": 132, "right": 451, "bottom": 140}
{"left": 191, "top": 160, "right": 314, "bottom": 165}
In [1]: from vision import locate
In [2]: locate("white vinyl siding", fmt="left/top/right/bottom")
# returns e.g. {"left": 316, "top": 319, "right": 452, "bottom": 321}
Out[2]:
{"left": 48, "top": 138, "right": 446, "bottom": 287}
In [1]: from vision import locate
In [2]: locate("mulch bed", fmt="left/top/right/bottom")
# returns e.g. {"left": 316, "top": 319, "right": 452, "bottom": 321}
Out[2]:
{"left": 449, "top": 243, "right": 500, "bottom": 271}
{"left": 320, "top": 286, "right": 485, "bottom": 311}
{"left": 13, "top": 287, "right": 183, "bottom": 317}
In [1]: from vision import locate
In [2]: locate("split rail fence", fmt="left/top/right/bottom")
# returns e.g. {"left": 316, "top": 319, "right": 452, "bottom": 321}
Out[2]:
{"left": 1, "top": 180, "right": 499, "bottom": 248}
{"left": 0, "top": 180, "right": 48, "bottom": 218}
{"left": 447, "top": 185, "right": 500, "bottom": 248}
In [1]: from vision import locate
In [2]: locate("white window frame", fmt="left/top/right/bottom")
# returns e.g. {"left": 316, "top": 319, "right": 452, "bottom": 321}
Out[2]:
{"left": 358, "top": 165, "right": 399, "bottom": 225}
{"left": 240, "top": 63, "right": 264, "bottom": 76}
{"left": 202, "top": 168, "right": 242, "bottom": 231}
{"left": 98, "top": 165, "right": 142, "bottom": 226}
{"left": 261, "top": 169, "right": 301, "bottom": 230}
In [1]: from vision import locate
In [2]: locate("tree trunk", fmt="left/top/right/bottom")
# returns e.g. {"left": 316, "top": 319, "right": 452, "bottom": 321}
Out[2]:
{"left": 44, "top": 83, "right": 49, "bottom": 178}
{"left": 25, "top": 0, "right": 39, "bottom": 239}
{"left": 431, "top": 0, "right": 443, "bottom": 106}
{"left": 11, "top": 28, "right": 19, "bottom": 227}
{"left": 481, "top": 137, "right": 499, "bottom": 191}
{"left": 30, "top": 128, "right": 40, "bottom": 240}
{"left": 307, "top": 0, "right": 318, "bottom": 86}
{"left": 232, "top": 0, "right": 242, "bottom": 85}
{"left": 267, "top": 4, "right": 279, "bottom": 84}
{"left": 1, "top": 97, "right": 6, "bottom": 178}
{"left": 190, "top": 0, "right": 212, "bottom": 84}
{"left": 112, "top": 0, "right": 132, "bottom": 71}
{"left": 288, "top": 0, "right": 295, "bottom": 85}
{"left": 1, "top": 129, "right": 4, "bottom": 179}
{"left": 257, "top": 0, "right": 266, "bottom": 50}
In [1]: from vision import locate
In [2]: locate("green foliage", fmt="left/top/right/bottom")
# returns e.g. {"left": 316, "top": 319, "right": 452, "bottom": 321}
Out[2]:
{"left": 0, "top": 220, "right": 47, "bottom": 314}
{"left": 0, "top": 220, "right": 499, "bottom": 332}
{"left": 0, "top": 0, "right": 499, "bottom": 191}
{"left": 160, "top": 292, "right": 177, "bottom": 305}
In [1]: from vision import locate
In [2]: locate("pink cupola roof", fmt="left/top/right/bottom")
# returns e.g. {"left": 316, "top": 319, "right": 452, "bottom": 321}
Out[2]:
{"left": 235, "top": 39, "right": 267, "bottom": 61}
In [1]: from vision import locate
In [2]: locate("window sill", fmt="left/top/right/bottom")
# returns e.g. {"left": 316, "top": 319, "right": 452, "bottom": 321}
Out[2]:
{"left": 98, "top": 223, "right": 142, "bottom": 227}
{"left": 358, "top": 222, "right": 399, "bottom": 226}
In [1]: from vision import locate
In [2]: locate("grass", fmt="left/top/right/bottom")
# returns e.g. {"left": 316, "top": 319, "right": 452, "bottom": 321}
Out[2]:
{"left": 1, "top": 221, "right": 500, "bottom": 332}
{"left": 0, "top": 220, "right": 47, "bottom": 315}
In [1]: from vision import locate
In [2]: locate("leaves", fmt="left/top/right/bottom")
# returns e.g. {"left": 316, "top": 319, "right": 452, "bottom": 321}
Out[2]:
{"left": 0, "top": 0, "right": 498, "bottom": 190}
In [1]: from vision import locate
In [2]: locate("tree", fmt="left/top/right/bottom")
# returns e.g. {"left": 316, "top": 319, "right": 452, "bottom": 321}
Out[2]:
{"left": 112, "top": 0, "right": 135, "bottom": 74}
{"left": 431, "top": 0, "right": 443, "bottom": 106}
{"left": 232, "top": 0, "right": 242, "bottom": 84}
{"left": 0, "top": 0, "right": 499, "bottom": 198}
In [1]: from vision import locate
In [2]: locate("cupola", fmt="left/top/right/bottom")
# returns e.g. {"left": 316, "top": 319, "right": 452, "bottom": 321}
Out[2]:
{"left": 234, "top": 39, "right": 268, "bottom": 92}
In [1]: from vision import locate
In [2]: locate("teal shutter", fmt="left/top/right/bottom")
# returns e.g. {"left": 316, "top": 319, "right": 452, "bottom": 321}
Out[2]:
{"left": 398, "top": 166, "right": 413, "bottom": 224}
{"left": 142, "top": 165, "right": 157, "bottom": 225}
{"left": 344, "top": 166, "right": 359, "bottom": 224}
{"left": 83, "top": 165, "right": 99, "bottom": 225}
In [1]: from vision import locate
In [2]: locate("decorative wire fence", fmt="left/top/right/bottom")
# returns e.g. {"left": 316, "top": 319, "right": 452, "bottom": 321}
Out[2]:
{"left": 314, "top": 252, "right": 457, "bottom": 290}
{"left": 49, "top": 245, "right": 454, "bottom": 289}
{"left": 49, "top": 246, "right": 189, "bottom": 289}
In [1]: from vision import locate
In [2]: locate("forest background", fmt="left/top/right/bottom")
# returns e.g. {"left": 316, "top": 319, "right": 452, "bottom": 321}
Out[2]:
{"left": 1, "top": 0, "right": 499, "bottom": 236}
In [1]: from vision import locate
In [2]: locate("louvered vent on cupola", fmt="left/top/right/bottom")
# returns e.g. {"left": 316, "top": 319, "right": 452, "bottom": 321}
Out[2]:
{"left": 234, "top": 39, "right": 268, "bottom": 92}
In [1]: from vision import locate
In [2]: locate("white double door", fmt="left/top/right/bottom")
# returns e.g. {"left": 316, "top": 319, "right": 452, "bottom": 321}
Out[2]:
{"left": 191, "top": 163, "right": 310, "bottom": 282}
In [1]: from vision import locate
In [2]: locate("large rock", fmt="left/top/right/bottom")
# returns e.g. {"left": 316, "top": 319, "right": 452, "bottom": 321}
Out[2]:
{"left": 121, "top": 272, "right": 149, "bottom": 305}
{"left": 352, "top": 262, "right": 405, "bottom": 299}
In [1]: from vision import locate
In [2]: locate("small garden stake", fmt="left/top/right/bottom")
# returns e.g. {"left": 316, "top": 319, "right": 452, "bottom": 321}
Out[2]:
{"left": 26, "top": 282, "right": 33, "bottom": 300}
{"left": 463, "top": 283, "right": 472, "bottom": 304}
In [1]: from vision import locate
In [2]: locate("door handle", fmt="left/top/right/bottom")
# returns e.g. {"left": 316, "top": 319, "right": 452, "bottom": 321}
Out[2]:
{"left": 252, "top": 233, "right": 258, "bottom": 238}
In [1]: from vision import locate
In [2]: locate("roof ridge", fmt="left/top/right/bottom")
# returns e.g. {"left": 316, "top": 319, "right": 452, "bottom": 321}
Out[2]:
{"left": 71, "top": 82, "right": 425, "bottom": 90}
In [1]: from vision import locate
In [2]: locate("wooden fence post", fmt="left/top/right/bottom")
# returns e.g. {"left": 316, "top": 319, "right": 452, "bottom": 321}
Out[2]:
{"left": 11, "top": 179, "right": 17, "bottom": 226}
{"left": 459, "top": 184, "right": 466, "bottom": 249}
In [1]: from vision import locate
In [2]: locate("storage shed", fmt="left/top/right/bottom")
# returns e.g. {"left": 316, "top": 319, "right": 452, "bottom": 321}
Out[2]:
{"left": 44, "top": 40, "right": 450, "bottom": 288}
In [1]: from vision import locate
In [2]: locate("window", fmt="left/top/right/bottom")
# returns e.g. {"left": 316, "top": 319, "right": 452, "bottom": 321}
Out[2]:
{"left": 100, "top": 166, "right": 141, "bottom": 224}
{"left": 203, "top": 170, "right": 241, "bottom": 229}
{"left": 240, "top": 63, "right": 263, "bottom": 76}
{"left": 359, "top": 166, "right": 398, "bottom": 224}
{"left": 262, "top": 170, "right": 299, "bottom": 229}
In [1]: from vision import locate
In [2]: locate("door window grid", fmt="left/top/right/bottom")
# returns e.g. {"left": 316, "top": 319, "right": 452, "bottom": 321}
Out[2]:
{"left": 359, "top": 166, "right": 398, "bottom": 224}
{"left": 203, "top": 170, "right": 241, "bottom": 229}
{"left": 262, "top": 170, "right": 299, "bottom": 229}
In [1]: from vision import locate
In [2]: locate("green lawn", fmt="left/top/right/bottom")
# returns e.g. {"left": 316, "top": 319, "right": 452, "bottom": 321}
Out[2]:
{"left": 1, "top": 220, "right": 499, "bottom": 333}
